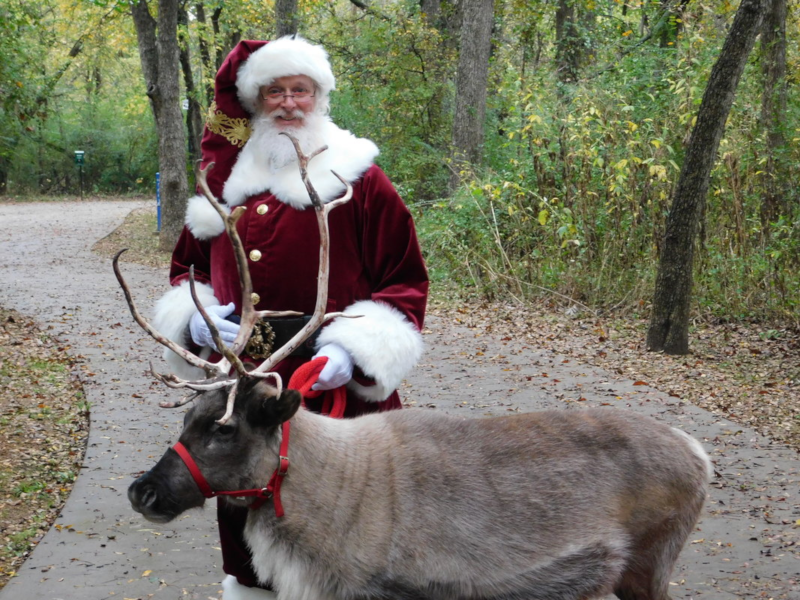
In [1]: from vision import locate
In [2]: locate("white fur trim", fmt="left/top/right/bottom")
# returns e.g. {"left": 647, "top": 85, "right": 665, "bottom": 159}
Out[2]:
{"left": 222, "top": 574, "right": 278, "bottom": 600}
{"left": 223, "top": 120, "right": 378, "bottom": 209}
{"left": 185, "top": 194, "right": 230, "bottom": 240}
{"left": 153, "top": 280, "right": 218, "bottom": 380}
{"left": 316, "top": 300, "right": 423, "bottom": 402}
{"left": 237, "top": 35, "right": 335, "bottom": 115}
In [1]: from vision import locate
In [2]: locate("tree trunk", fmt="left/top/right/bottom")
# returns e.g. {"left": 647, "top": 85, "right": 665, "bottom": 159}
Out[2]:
{"left": 647, "top": 0, "right": 765, "bottom": 354}
{"left": 420, "top": 0, "right": 441, "bottom": 23}
{"left": 178, "top": 9, "right": 204, "bottom": 164}
{"left": 555, "top": 0, "right": 579, "bottom": 84}
{"left": 450, "top": 0, "right": 494, "bottom": 188}
{"left": 0, "top": 156, "right": 7, "bottom": 194}
{"left": 222, "top": 30, "right": 243, "bottom": 70}
{"left": 212, "top": 8, "right": 227, "bottom": 72}
{"left": 657, "top": 0, "right": 675, "bottom": 47}
{"left": 275, "top": 0, "right": 299, "bottom": 37}
{"left": 441, "top": 0, "right": 463, "bottom": 41}
{"left": 194, "top": 2, "right": 218, "bottom": 105}
{"left": 655, "top": 0, "right": 690, "bottom": 47}
{"left": 131, "top": 0, "right": 189, "bottom": 251}
{"left": 759, "top": 0, "right": 787, "bottom": 227}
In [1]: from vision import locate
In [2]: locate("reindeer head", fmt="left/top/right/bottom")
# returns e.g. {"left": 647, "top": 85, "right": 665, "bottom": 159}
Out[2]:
{"left": 117, "top": 134, "right": 351, "bottom": 522}
{"left": 128, "top": 381, "right": 302, "bottom": 523}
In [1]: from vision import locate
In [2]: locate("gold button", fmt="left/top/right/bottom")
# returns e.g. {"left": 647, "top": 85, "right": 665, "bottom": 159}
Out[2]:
{"left": 251, "top": 293, "right": 261, "bottom": 305}
{"left": 249, "top": 249, "right": 262, "bottom": 262}
{"left": 257, "top": 204, "right": 268, "bottom": 215}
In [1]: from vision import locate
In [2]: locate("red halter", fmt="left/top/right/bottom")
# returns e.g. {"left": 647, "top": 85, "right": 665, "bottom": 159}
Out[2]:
{"left": 172, "top": 357, "right": 346, "bottom": 517}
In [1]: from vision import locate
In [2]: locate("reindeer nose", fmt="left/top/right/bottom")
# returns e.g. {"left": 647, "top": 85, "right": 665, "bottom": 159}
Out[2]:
{"left": 141, "top": 486, "right": 157, "bottom": 509}
{"left": 128, "top": 477, "right": 158, "bottom": 514}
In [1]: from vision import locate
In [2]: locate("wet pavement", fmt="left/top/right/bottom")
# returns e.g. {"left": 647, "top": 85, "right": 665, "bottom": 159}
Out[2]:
{"left": 0, "top": 200, "right": 797, "bottom": 599}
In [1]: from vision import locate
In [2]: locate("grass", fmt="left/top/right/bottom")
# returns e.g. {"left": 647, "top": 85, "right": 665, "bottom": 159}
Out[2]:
{"left": 92, "top": 206, "right": 172, "bottom": 268}
{"left": 0, "top": 309, "right": 89, "bottom": 587}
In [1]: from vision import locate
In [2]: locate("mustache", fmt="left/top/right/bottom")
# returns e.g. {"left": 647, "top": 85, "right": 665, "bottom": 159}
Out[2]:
{"left": 268, "top": 108, "right": 306, "bottom": 120}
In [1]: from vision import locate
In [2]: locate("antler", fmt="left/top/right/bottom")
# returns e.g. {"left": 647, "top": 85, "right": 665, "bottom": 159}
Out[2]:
{"left": 249, "top": 134, "right": 352, "bottom": 375}
{"left": 216, "top": 134, "right": 355, "bottom": 423}
{"left": 114, "top": 133, "right": 353, "bottom": 424}
{"left": 113, "top": 250, "right": 229, "bottom": 379}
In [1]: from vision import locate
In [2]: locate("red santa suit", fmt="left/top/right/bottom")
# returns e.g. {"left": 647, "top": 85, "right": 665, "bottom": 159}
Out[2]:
{"left": 151, "top": 39, "right": 428, "bottom": 595}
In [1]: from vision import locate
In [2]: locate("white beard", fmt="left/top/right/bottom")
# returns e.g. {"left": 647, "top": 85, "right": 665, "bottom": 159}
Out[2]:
{"left": 220, "top": 108, "right": 379, "bottom": 210}
{"left": 249, "top": 111, "right": 327, "bottom": 171}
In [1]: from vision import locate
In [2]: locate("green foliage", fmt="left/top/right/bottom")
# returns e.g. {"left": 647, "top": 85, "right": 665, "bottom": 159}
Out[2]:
{"left": 313, "top": 2, "right": 455, "bottom": 201}
{"left": 0, "top": 0, "right": 157, "bottom": 195}
{"left": 0, "top": 0, "right": 797, "bottom": 323}
{"left": 0, "top": 0, "right": 43, "bottom": 187}
{"left": 6, "top": 523, "right": 44, "bottom": 556}
{"left": 13, "top": 480, "right": 47, "bottom": 497}
{"left": 8, "top": 76, "right": 159, "bottom": 195}
{"left": 418, "top": 0, "right": 799, "bottom": 323}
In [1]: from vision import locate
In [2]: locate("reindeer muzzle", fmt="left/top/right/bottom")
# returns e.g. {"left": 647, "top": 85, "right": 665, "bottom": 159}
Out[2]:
{"left": 172, "top": 441, "right": 284, "bottom": 511}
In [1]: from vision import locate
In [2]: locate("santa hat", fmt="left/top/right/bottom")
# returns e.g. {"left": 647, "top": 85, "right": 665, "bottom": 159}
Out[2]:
{"left": 197, "top": 36, "right": 335, "bottom": 200}
{"left": 236, "top": 35, "right": 336, "bottom": 115}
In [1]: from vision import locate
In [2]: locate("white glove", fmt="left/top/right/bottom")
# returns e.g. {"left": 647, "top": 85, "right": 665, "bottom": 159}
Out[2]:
{"left": 189, "top": 302, "right": 240, "bottom": 351}
{"left": 311, "top": 343, "right": 354, "bottom": 391}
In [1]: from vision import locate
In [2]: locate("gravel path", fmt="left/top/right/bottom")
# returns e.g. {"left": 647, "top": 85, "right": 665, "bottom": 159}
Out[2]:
{"left": 0, "top": 200, "right": 797, "bottom": 600}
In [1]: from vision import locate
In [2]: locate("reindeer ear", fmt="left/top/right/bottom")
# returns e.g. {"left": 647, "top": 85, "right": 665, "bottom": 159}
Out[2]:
{"left": 276, "top": 389, "right": 302, "bottom": 420}
{"left": 244, "top": 381, "right": 302, "bottom": 426}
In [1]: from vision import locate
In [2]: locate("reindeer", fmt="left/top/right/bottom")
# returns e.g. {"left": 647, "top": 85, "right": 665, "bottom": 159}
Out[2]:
{"left": 117, "top": 136, "right": 712, "bottom": 600}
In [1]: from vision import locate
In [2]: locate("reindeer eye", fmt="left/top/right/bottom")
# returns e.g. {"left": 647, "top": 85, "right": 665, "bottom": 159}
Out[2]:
{"left": 216, "top": 423, "right": 235, "bottom": 436}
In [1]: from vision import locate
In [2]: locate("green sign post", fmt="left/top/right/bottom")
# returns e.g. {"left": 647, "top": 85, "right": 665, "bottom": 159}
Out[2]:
{"left": 74, "top": 150, "right": 85, "bottom": 200}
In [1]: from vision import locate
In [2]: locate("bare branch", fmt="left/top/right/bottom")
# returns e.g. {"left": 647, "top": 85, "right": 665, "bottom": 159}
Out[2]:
{"left": 346, "top": 0, "right": 391, "bottom": 20}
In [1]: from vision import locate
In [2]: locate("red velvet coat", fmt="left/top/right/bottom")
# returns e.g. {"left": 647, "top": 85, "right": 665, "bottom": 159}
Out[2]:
{"left": 166, "top": 163, "right": 428, "bottom": 410}
{"left": 171, "top": 164, "right": 426, "bottom": 334}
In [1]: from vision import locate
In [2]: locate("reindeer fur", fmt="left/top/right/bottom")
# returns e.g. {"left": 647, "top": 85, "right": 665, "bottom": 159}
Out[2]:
{"left": 129, "top": 380, "right": 711, "bottom": 600}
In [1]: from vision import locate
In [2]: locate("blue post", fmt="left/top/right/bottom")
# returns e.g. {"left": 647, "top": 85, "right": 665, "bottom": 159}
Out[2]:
{"left": 156, "top": 172, "right": 162, "bottom": 232}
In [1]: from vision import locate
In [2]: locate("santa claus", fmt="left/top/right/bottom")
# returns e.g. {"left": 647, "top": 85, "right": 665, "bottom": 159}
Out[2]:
{"left": 151, "top": 35, "right": 428, "bottom": 599}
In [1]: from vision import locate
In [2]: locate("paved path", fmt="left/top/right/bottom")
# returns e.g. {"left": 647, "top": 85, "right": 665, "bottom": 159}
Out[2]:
{"left": 0, "top": 201, "right": 797, "bottom": 600}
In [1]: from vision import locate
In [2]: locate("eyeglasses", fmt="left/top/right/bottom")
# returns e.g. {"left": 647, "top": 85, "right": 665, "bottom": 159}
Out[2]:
{"left": 261, "top": 87, "right": 315, "bottom": 103}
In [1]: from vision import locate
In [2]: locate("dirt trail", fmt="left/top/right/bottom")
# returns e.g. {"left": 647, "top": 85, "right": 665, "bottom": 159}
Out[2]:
{"left": 0, "top": 201, "right": 797, "bottom": 599}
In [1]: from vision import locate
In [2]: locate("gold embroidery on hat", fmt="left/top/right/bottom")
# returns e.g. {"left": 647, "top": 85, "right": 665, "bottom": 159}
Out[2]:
{"left": 206, "top": 102, "right": 251, "bottom": 148}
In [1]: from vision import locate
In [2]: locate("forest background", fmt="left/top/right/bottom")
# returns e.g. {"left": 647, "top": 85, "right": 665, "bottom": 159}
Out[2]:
{"left": 1, "top": 0, "right": 798, "bottom": 328}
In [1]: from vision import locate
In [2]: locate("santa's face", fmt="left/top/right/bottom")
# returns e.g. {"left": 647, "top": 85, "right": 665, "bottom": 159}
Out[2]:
{"left": 259, "top": 75, "right": 317, "bottom": 129}
{"left": 250, "top": 75, "right": 326, "bottom": 170}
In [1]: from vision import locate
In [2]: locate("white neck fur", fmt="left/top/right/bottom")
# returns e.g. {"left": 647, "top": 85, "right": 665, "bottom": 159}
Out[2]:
{"left": 222, "top": 118, "right": 379, "bottom": 210}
